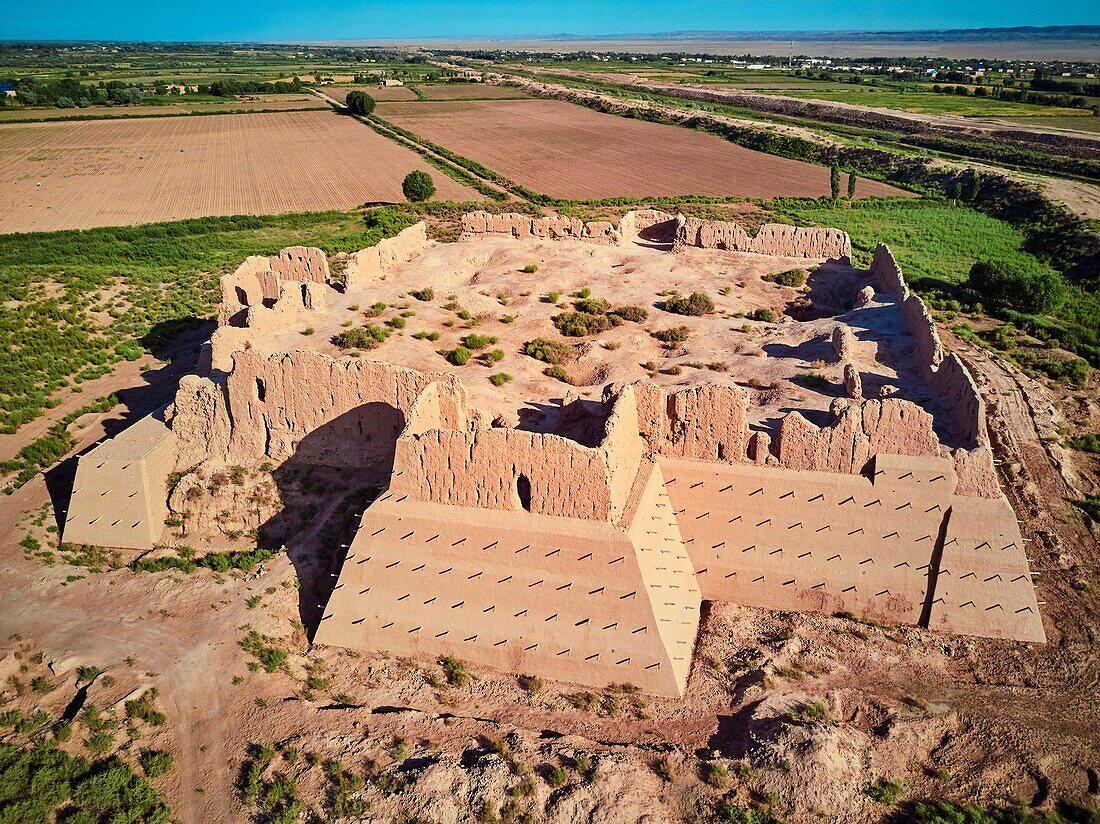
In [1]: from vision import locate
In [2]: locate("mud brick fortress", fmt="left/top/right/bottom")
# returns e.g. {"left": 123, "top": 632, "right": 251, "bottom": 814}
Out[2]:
{"left": 63, "top": 210, "right": 1044, "bottom": 698}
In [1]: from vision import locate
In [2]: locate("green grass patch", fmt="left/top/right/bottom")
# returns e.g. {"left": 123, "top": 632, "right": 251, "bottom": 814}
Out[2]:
{"left": 0, "top": 208, "right": 418, "bottom": 435}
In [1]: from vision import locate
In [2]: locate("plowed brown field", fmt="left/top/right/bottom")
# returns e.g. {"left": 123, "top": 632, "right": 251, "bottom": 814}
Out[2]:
{"left": 377, "top": 98, "right": 910, "bottom": 200}
{"left": 0, "top": 110, "right": 479, "bottom": 233}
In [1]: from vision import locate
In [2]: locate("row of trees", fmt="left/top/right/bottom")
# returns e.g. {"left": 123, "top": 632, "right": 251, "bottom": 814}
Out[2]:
{"left": 931, "top": 83, "right": 1090, "bottom": 109}
{"left": 200, "top": 77, "right": 303, "bottom": 97}
{"left": 829, "top": 165, "right": 858, "bottom": 201}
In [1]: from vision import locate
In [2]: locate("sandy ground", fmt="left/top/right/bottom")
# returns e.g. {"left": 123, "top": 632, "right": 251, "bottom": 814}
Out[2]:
{"left": 244, "top": 235, "right": 952, "bottom": 443}
{"left": 0, "top": 109, "right": 479, "bottom": 233}
{"left": 375, "top": 98, "right": 909, "bottom": 201}
{"left": 1, "top": 236, "right": 1097, "bottom": 822}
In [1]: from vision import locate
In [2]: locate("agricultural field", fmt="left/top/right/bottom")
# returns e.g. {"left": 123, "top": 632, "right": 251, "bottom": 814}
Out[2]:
{"left": 0, "top": 109, "right": 479, "bottom": 232}
{"left": 322, "top": 84, "right": 419, "bottom": 101}
{"left": 0, "top": 93, "right": 327, "bottom": 122}
{"left": 770, "top": 87, "right": 1093, "bottom": 118}
{"left": 375, "top": 98, "right": 909, "bottom": 200}
{"left": 417, "top": 82, "right": 530, "bottom": 100}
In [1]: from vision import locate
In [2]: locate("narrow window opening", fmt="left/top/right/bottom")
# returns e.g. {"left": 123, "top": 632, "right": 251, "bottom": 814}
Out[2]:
{"left": 717, "top": 443, "right": 725, "bottom": 461}
{"left": 516, "top": 474, "right": 532, "bottom": 512}
{"left": 255, "top": 378, "right": 266, "bottom": 402}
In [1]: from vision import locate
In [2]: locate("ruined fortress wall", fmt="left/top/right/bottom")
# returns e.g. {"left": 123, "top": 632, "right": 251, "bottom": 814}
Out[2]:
{"left": 869, "top": 243, "right": 910, "bottom": 299}
{"left": 390, "top": 428, "right": 617, "bottom": 522}
{"left": 628, "top": 381, "right": 751, "bottom": 464}
{"left": 867, "top": 245, "right": 995, "bottom": 492}
{"left": 460, "top": 211, "right": 621, "bottom": 246}
{"left": 459, "top": 211, "right": 850, "bottom": 258}
{"left": 933, "top": 496, "right": 1045, "bottom": 642}
{"left": 344, "top": 223, "right": 429, "bottom": 290}
{"left": 217, "top": 247, "right": 331, "bottom": 327}
{"left": 63, "top": 415, "right": 178, "bottom": 550}
{"left": 774, "top": 399, "right": 941, "bottom": 475}
{"left": 314, "top": 497, "right": 693, "bottom": 696}
{"left": 170, "top": 352, "right": 470, "bottom": 468}
{"left": 934, "top": 354, "right": 986, "bottom": 446}
{"left": 901, "top": 295, "right": 945, "bottom": 375}
{"left": 617, "top": 209, "right": 678, "bottom": 242}
{"left": 599, "top": 384, "right": 648, "bottom": 520}
{"left": 674, "top": 217, "right": 852, "bottom": 260}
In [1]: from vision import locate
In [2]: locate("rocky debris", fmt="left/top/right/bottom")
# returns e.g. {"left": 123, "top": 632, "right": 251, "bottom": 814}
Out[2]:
{"left": 831, "top": 325, "right": 855, "bottom": 364}
{"left": 844, "top": 363, "right": 863, "bottom": 400}
{"left": 855, "top": 285, "right": 876, "bottom": 309}
{"left": 879, "top": 384, "right": 899, "bottom": 398}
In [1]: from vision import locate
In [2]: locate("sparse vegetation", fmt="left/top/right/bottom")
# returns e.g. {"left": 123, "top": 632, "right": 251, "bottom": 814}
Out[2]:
{"left": 866, "top": 777, "right": 905, "bottom": 805}
{"left": 523, "top": 337, "right": 574, "bottom": 364}
{"left": 664, "top": 290, "right": 715, "bottom": 316}
{"left": 489, "top": 372, "right": 512, "bottom": 386}
{"left": 764, "top": 268, "right": 809, "bottom": 288}
{"left": 554, "top": 311, "right": 611, "bottom": 337}
{"left": 653, "top": 325, "right": 690, "bottom": 346}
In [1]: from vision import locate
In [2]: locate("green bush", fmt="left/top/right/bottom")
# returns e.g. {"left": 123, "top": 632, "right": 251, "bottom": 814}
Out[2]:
{"left": 751, "top": 308, "right": 776, "bottom": 323}
{"left": 461, "top": 333, "right": 498, "bottom": 350}
{"left": 409, "top": 287, "right": 435, "bottom": 301}
{"left": 764, "top": 269, "right": 809, "bottom": 288}
{"left": 664, "top": 291, "right": 715, "bottom": 316}
{"left": 610, "top": 305, "right": 648, "bottom": 322}
{"left": 139, "top": 749, "right": 174, "bottom": 777}
{"left": 1067, "top": 433, "right": 1100, "bottom": 453}
{"left": 521, "top": 264, "right": 538, "bottom": 273}
{"left": 543, "top": 365, "right": 573, "bottom": 384}
{"left": 481, "top": 349, "right": 505, "bottom": 364}
{"left": 489, "top": 373, "right": 512, "bottom": 387}
{"left": 653, "top": 326, "right": 690, "bottom": 345}
{"left": 402, "top": 170, "right": 436, "bottom": 203}
{"left": 968, "top": 259, "right": 1066, "bottom": 314}
{"left": 447, "top": 347, "right": 472, "bottom": 366}
{"left": 573, "top": 297, "right": 610, "bottom": 315}
{"left": 332, "top": 324, "right": 390, "bottom": 350}
{"left": 523, "top": 338, "right": 574, "bottom": 364}
{"left": 554, "top": 311, "right": 610, "bottom": 337}
{"left": 866, "top": 777, "right": 905, "bottom": 805}
{"left": 544, "top": 765, "right": 568, "bottom": 788}
{"left": 344, "top": 90, "right": 375, "bottom": 115}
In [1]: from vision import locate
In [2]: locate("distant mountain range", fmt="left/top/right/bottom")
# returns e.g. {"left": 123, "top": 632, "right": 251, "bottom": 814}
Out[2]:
{"left": 513, "top": 26, "right": 1100, "bottom": 44}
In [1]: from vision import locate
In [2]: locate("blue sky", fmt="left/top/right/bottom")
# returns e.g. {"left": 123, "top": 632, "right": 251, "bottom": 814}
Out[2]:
{"left": 5, "top": 0, "right": 1098, "bottom": 42}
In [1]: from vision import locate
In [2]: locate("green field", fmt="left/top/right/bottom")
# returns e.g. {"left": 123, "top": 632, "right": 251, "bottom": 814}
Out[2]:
{"left": 772, "top": 88, "right": 1091, "bottom": 118}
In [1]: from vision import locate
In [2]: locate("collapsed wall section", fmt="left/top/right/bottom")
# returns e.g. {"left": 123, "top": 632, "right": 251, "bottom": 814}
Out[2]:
{"left": 63, "top": 414, "right": 178, "bottom": 550}
{"left": 343, "top": 223, "right": 429, "bottom": 290}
